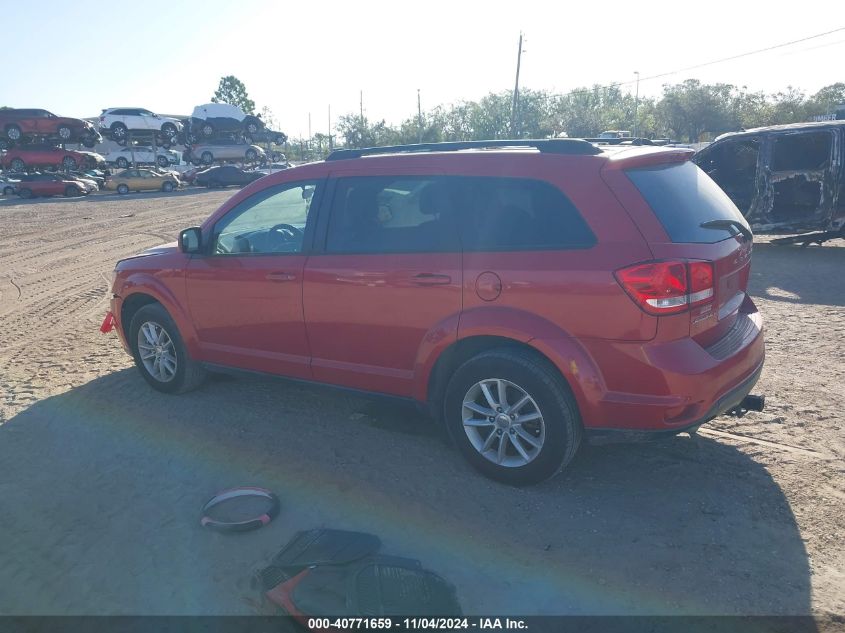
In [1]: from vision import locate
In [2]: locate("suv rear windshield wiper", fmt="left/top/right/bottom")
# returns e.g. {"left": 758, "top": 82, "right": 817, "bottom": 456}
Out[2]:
{"left": 699, "top": 219, "right": 753, "bottom": 242}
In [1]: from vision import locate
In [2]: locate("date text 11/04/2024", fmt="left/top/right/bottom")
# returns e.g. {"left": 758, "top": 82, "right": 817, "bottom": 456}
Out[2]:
{"left": 306, "top": 618, "right": 528, "bottom": 630}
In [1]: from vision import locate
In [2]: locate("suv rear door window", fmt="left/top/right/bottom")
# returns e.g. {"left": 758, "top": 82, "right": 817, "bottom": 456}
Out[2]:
{"left": 325, "top": 177, "right": 460, "bottom": 253}
{"left": 626, "top": 161, "right": 749, "bottom": 243}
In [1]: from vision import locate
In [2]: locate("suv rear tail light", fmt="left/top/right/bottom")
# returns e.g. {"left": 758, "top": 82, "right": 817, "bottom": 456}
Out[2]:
{"left": 615, "top": 260, "right": 714, "bottom": 315}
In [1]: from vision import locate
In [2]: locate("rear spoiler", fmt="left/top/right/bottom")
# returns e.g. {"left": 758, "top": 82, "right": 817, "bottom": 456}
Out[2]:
{"left": 602, "top": 147, "right": 695, "bottom": 171}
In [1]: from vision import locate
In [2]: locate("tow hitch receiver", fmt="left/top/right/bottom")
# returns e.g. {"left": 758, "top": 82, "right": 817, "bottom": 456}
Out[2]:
{"left": 727, "top": 394, "right": 765, "bottom": 418}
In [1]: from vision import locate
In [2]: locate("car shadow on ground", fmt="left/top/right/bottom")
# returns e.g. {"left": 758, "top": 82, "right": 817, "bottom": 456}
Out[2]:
{"left": 0, "top": 368, "right": 813, "bottom": 619}
{"left": 750, "top": 241, "right": 845, "bottom": 307}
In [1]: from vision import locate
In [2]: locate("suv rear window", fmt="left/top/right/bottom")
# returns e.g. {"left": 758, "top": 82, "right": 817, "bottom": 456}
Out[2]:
{"left": 626, "top": 161, "right": 749, "bottom": 243}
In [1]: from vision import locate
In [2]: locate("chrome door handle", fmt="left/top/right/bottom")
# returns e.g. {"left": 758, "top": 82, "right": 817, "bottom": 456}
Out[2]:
{"left": 411, "top": 273, "right": 452, "bottom": 286}
{"left": 265, "top": 271, "right": 296, "bottom": 282}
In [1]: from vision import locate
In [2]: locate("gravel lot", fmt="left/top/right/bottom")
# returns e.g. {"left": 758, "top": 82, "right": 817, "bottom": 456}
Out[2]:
{"left": 0, "top": 189, "right": 842, "bottom": 618}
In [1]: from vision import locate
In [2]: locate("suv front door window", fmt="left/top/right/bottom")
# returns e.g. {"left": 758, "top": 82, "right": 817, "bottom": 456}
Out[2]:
{"left": 185, "top": 180, "right": 321, "bottom": 378}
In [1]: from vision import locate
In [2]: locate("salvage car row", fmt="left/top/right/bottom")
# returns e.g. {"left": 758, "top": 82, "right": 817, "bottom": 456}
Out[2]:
{"left": 0, "top": 104, "right": 287, "bottom": 150}
{"left": 0, "top": 163, "right": 289, "bottom": 199}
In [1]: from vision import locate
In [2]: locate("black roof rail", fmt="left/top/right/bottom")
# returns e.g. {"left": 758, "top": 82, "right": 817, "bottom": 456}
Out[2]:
{"left": 326, "top": 138, "right": 602, "bottom": 161}
{"left": 582, "top": 137, "right": 671, "bottom": 146}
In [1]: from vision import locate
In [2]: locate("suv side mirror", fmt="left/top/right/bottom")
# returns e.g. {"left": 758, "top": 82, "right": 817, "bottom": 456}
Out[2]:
{"left": 179, "top": 227, "right": 202, "bottom": 254}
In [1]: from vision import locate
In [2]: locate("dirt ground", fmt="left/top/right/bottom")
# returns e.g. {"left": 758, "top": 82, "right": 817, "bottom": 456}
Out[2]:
{"left": 0, "top": 190, "right": 842, "bottom": 619}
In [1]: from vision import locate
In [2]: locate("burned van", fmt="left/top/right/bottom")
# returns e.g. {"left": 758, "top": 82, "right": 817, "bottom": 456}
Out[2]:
{"left": 693, "top": 121, "right": 845, "bottom": 241}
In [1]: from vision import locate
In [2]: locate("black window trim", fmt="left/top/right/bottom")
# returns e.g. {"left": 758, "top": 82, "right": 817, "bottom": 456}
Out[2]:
{"left": 316, "top": 174, "right": 596, "bottom": 256}
{"left": 205, "top": 177, "right": 326, "bottom": 258}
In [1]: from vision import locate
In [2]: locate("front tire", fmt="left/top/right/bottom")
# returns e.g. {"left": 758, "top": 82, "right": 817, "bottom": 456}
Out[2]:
{"left": 64, "top": 185, "right": 81, "bottom": 197}
{"left": 62, "top": 156, "right": 78, "bottom": 170}
{"left": 245, "top": 149, "right": 257, "bottom": 162}
{"left": 443, "top": 348, "right": 582, "bottom": 485}
{"left": 201, "top": 151, "right": 213, "bottom": 165}
{"left": 117, "top": 183, "right": 129, "bottom": 195}
{"left": 156, "top": 155, "right": 169, "bottom": 168}
{"left": 161, "top": 181, "right": 174, "bottom": 192}
{"left": 58, "top": 125, "right": 72, "bottom": 141}
{"left": 10, "top": 158, "right": 26, "bottom": 172}
{"left": 129, "top": 303, "right": 207, "bottom": 394}
{"left": 116, "top": 157, "right": 129, "bottom": 169}
{"left": 6, "top": 125, "right": 22, "bottom": 141}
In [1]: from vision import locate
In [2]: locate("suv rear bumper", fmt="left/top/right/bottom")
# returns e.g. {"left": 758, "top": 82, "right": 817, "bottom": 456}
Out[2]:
{"left": 541, "top": 298, "right": 765, "bottom": 432}
{"left": 586, "top": 360, "right": 763, "bottom": 441}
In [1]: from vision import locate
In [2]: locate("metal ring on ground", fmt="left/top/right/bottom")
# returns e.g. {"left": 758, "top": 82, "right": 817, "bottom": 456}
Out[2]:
{"left": 200, "top": 487, "right": 280, "bottom": 533}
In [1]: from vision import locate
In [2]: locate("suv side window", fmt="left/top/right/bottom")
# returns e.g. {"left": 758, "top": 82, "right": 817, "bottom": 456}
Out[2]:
{"left": 452, "top": 177, "right": 595, "bottom": 251}
{"left": 213, "top": 180, "right": 318, "bottom": 255}
{"left": 325, "top": 176, "right": 460, "bottom": 253}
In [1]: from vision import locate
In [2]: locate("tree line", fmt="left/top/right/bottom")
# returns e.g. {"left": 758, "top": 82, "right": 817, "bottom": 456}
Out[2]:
{"left": 316, "top": 80, "right": 844, "bottom": 157}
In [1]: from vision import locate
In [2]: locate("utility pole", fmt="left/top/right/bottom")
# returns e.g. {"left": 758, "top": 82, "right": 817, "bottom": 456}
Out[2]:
{"left": 417, "top": 89, "right": 423, "bottom": 144}
{"left": 328, "top": 104, "right": 332, "bottom": 151}
{"left": 634, "top": 71, "right": 640, "bottom": 138}
{"left": 510, "top": 31, "right": 524, "bottom": 138}
{"left": 360, "top": 90, "right": 364, "bottom": 126}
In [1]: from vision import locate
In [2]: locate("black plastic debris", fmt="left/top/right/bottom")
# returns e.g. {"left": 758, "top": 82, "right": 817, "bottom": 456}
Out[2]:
{"left": 260, "top": 530, "right": 461, "bottom": 618}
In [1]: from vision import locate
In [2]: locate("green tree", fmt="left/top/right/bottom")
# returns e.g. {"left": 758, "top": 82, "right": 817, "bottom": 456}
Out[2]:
{"left": 211, "top": 75, "right": 255, "bottom": 114}
{"left": 805, "top": 83, "right": 845, "bottom": 118}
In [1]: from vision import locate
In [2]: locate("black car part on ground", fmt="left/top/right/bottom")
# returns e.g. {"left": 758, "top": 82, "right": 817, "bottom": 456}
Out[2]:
{"left": 693, "top": 120, "right": 845, "bottom": 240}
{"left": 259, "top": 530, "right": 461, "bottom": 617}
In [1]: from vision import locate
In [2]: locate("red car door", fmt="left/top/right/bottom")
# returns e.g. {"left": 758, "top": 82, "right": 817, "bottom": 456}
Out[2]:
{"left": 184, "top": 179, "right": 321, "bottom": 379}
{"left": 303, "top": 174, "right": 462, "bottom": 397}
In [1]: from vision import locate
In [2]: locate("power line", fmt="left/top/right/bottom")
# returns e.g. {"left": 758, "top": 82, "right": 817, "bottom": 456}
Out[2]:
{"left": 558, "top": 26, "right": 845, "bottom": 100}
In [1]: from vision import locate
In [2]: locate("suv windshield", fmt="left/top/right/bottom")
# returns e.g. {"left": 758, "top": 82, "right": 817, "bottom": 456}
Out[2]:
{"left": 626, "top": 161, "right": 750, "bottom": 243}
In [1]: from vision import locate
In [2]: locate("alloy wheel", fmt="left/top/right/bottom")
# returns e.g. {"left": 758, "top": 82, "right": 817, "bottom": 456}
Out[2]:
{"left": 462, "top": 378, "right": 546, "bottom": 467}
{"left": 137, "top": 321, "right": 177, "bottom": 383}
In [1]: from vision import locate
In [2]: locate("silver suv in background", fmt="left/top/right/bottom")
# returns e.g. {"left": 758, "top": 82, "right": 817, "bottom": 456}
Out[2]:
{"left": 183, "top": 139, "right": 265, "bottom": 165}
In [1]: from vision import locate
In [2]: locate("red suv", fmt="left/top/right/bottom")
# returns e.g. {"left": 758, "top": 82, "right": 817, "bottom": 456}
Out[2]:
{"left": 0, "top": 108, "right": 102, "bottom": 147}
{"left": 1, "top": 145, "right": 105, "bottom": 172}
{"left": 105, "top": 139, "right": 765, "bottom": 485}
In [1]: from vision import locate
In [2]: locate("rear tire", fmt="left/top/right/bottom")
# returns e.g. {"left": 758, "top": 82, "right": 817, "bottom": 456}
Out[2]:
{"left": 157, "top": 155, "right": 169, "bottom": 168}
{"left": 62, "top": 156, "right": 77, "bottom": 170}
{"left": 201, "top": 151, "right": 213, "bottom": 165}
{"left": 161, "top": 181, "right": 174, "bottom": 192}
{"left": 64, "top": 185, "right": 81, "bottom": 197}
{"left": 161, "top": 122, "right": 178, "bottom": 139}
{"left": 110, "top": 122, "right": 127, "bottom": 141}
{"left": 129, "top": 303, "right": 207, "bottom": 394}
{"left": 10, "top": 158, "right": 26, "bottom": 171}
{"left": 58, "top": 125, "right": 72, "bottom": 141}
{"left": 443, "top": 348, "right": 582, "bottom": 485}
{"left": 18, "top": 188, "right": 33, "bottom": 199}
{"left": 6, "top": 125, "right": 22, "bottom": 141}
{"left": 245, "top": 149, "right": 257, "bottom": 162}
{"left": 116, "top": 157, "right": 129, "bottom": 169}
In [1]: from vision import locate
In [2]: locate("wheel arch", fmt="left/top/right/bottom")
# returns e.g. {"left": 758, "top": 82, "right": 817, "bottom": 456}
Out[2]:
{"left": 118, "top": 281, "right": 200, "bottom": 357}
{"left": 419, "top": 308, "right": 605, "bottom": 428}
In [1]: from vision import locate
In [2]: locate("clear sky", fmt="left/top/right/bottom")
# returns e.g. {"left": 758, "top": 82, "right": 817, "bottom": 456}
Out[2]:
{"left": 3, "top": 0, "right": 843, "bottom": 137}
